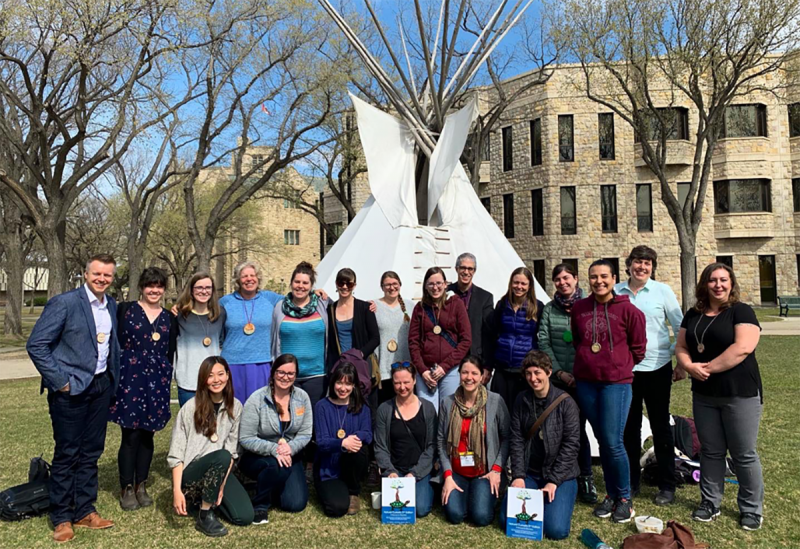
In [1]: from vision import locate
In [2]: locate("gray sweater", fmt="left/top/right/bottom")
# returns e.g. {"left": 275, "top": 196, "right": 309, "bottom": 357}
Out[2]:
{"left": 239, "top": 385, "right": 313, "bottom": 458}
{"left": 374, "top": 397, "right": 438, "bottom": 480}
{"left": 437, "top": 391, "right": 510, "bottom": 475}
{"left": 167, "top": 397, "right": 243, "bottom": 469}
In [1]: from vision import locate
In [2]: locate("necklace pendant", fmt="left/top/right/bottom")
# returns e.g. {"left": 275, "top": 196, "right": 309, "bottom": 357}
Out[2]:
{"left": 243, "top": 323, "right": 256, "bottom": 335}
{"left": 278, "top": 437, "right": 287, "bottom": 445}
{"left": 562, "top": 330, "right": 573, "bottom": 343}
{"left": 202, "top": 336, "right": 212, "bottom": 347}
{"left": 432, "top": 325, "right": 442, "bottom": 335}
{"left": 697, "top": 343, "right": 705, "bottom": 354}
{"left": 337, "top": 429, "right": 346, "bottom": 439}
{"left": 387, "top": 339, "right": 398, "bottom": 352}
{"left": 96, "top": 333, "right": 106, "bottom": 344}
{"left": 151, "top": 332, "right": 161, "bottom": 342}
{"left": 209, "top": 433, "right": 219, "bottom": 443}
{"left": 591, "top": 342, "right": 601, "bottom": 354}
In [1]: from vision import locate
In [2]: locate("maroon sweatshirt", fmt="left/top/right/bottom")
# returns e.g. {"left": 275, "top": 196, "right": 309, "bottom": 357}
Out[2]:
{"left": 408, "top": 297, "right": 472, "bottom": 375}
{"left": 570, "top": 294, "right": 647, "bottom": 384}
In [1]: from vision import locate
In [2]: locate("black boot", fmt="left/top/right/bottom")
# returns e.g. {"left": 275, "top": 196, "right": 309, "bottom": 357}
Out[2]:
{"left": 135, "top": 481, "right": 153, "bottom": 508}
{"left": 195, "top": 509, "right": 228, "bottom": 537}
{"left": 120, "top": 484, "right": 139, "bottom": 511}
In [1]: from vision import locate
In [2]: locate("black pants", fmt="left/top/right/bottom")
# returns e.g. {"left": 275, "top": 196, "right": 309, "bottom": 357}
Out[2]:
{"left": 624, "top": 363, "right": 677, "bottom": 492}
{"left": 491, "top": 369, "right": 526, "bottom": 412}
{"left": 314, "top": 446, "right": 369, "bottom": 517}
{"left": 182, "top": 449, "right": 254, "bottom": 525}
{"left": 47, "top": 372, "right": 113, "bottom": 526}
{"left": 118, "top": 427, "right": 155, "bottom": 488}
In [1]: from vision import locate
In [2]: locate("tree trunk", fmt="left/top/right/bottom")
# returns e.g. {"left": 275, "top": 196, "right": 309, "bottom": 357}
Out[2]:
{"left": 195, "top": 242, "right": 212, "bottom": 274}
{"left": 2, "top": 238, "right": 24, "bottom": 337}
{"left": 127, "top": 238, "right": 146, "bottom": 301}
{"left": 41, "top": 227, "right": 71, "bottom": 298}
{"left": 678, "top": 232, "right": 698, "bottom": 311}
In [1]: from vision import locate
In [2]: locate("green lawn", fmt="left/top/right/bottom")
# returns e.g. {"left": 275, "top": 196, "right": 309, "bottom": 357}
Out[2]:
{"left": 1, "top": 337, "right": 798, "bottom": 549}
{"left": 0, "top": 310, "right": 41, "bottom": 348}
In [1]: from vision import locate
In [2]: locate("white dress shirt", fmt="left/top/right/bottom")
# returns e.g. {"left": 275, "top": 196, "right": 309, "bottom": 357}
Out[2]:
{"left": 84, "top": 284, "right": 112, "bottom": 375}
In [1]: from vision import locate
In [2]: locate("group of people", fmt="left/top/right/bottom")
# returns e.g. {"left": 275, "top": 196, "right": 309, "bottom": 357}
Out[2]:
{"left": 25, "top": 247, "right": 765, "bottom": 543}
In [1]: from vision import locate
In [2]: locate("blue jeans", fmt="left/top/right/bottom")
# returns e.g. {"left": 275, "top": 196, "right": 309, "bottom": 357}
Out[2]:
{"left": 499, "top": 475, "right": 578, "bottom": 540}
{"left": 443, "top": 473, "right": 498, "bottom": 526}
{"left": 238, "top": 453, "right": 308, "bottom": 513}
{"left": 177, "top": 387, "right": 195, "bottom": 407}
{"left": 416, "top": 367, "right": 460, "bottom": 413}
{"left": 575, "top": 381, "right": 632, "bottom": 500}
{"left": 415, "top": 474, "right": 434, "bottom": 518}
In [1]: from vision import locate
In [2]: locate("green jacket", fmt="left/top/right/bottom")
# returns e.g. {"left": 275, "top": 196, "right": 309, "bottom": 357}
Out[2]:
{"left": 538, "top": 301, "right": 576, "bottom": 375}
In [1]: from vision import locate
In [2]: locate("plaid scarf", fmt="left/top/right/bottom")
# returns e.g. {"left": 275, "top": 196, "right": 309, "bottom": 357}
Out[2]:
{"left": 281, "top": 293, "right": 319, "bottom": 319}
{"left": 447, "top": 384, "right": 488, "bottom": 468}
{"left": 553, "top": 286, "right": 583, "bottom": 313}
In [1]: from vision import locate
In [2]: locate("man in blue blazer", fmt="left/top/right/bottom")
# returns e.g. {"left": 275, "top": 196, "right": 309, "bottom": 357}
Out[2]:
{"left": 27, "top": 253, "right": 120, "bottom": 543}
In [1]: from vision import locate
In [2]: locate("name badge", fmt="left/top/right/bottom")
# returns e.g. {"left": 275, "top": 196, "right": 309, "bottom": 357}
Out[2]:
{"left": 296, "top": 406, "right": 305, "bottom": 416}
{"left": 459, "top": 452, "right": 475, "bottom": 468}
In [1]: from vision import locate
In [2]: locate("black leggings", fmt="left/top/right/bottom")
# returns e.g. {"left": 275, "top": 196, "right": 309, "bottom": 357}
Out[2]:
{"left": 314, "top": 446, "right": 369, "bottom": 517}
{"left": 118, "top": 427, "right": 155, "bottom": 488}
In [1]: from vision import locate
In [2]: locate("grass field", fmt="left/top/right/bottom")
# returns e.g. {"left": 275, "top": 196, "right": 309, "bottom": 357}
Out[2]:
{"left": 1, "top": 337, "right": 798, "bottom": 549}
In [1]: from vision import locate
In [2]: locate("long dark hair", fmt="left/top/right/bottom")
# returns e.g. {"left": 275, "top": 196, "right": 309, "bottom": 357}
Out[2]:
{"left": 194, "top": 356, "right": 234, "bottom": 437}
{"left": 270, "top": 354, "right": 298, "bottom": 416}
{"left": 328, "top": 362, "right": 364, "bottom": 414}
{"left": 421, "top": 266, "right": 447, "bottom": 309}
{"left": 291, "top": 261, "right": 317, "bottom": 287}
{"left": 504, "top": 267, "right": 538, "bottom": 320}
{"left": 176, "top": 272, "right": 221, "bottom": 321}
{"left": 694, "top": 262, "right": 740, "bottom": 313}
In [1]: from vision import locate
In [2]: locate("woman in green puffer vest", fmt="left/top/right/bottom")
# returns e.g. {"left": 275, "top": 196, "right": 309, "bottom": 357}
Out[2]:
{"left": 538, "top": 263, "right": 596, "bottom": 504}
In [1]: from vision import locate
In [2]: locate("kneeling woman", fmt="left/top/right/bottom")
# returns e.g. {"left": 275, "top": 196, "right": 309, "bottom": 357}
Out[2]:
{"left": 239, "top": 354, "right": 312, "bottom": 524}
{"left": 314, "top": 362, "right": 373, "bottom": 517}
{"left": 438, "top": 356, "right": 510, "bottom": 526}
{"left": 499, "top": 351, "right": 580, "bottom": 540}
{"left": 167, "top": 357, "right": 253, "bottom": 537}
{"left": 374, "top": 362, "right": 438, "bottom": 518}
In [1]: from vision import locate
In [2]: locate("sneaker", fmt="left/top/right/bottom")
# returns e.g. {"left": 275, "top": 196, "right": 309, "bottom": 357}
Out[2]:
{"left": 692, "top": 500, "right": 721, "bottom": 522}
{"left": 740, "top": 512, "right": 763, "bottom": 531}
{"left": 252, "top": 509, "right": 269, "bottom": 525}
{"left": 195, "top": 509, "right": 228, "bottom": 537}
{"left": 119, "top": 484, "right": 139, "bottom": 511}
{"left": 593, "top": 496, "right": 615, "bottom": 519}
{"left": 653, "top": 490, "right": 675, "bottom": 506}
{"left": 578, "top": 475, "right": 598, "bottom": 504}
{"left": 612, "top": 498, "right": 635, "bottom": 523}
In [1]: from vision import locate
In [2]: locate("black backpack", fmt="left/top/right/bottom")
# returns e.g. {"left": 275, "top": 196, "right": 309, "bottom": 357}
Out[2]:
{"left": 0, "top": 456, "right": 51, "bottom": 521}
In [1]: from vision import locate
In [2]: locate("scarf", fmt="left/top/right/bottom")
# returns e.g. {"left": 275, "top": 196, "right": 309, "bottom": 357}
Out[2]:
{"left": 282, "top": 293, "right": 319, "bottom": 319}
{"left": 447, "top": 384, "right": 488, "bottom": 469}
{"left": 554, "top": 286, "right": 583, "bottom": 313}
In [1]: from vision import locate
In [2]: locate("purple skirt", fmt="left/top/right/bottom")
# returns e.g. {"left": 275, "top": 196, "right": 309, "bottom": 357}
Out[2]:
{"left": 229, "top": 362, "right": 271, "bottom": 405}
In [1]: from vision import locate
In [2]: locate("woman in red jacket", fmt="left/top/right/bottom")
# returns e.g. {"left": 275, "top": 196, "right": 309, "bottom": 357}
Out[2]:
{"left": 409, "top": 267, "right": 472, "bottom": 413}
{"left": 571, "top": 259, "right": 646, "bottom": 525}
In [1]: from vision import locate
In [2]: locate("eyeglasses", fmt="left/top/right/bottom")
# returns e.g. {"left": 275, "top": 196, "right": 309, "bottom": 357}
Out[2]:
{"left": 274, "top": 370, "right": 297, "bottom": 379}
{"left": 336, "top": 281, "right": 355, "bottom": 289}
{"left": 193, "top": 286, "right": 213, "bottom": 293}
{"left": 425, "top": 282, "right": 445, "bottom": 289}
{"left": 391, "top": 361, "right": 413, "bottom": 369}
{"left": 382, "top": 283, "right": 400, "bottom": 289}
{"left": 457, "top": 266, "right": 475, "bottom": 273}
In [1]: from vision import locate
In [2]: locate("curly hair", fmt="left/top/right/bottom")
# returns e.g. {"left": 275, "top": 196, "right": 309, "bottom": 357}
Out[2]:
{"left": 694, "top": 262, "right": 740, "bottom": 313}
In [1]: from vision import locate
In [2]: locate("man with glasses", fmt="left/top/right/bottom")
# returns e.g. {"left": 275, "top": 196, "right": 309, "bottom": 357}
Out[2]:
{"left": 448, "top": 253, "right": 495, "bottom": 384}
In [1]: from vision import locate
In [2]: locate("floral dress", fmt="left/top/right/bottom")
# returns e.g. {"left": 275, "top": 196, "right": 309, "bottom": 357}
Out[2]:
{"left": 109, "top": 302, "right": 173, "bottom": 432}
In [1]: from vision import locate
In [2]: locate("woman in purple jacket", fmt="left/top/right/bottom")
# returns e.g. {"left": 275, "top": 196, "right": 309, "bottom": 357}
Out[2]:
{"left": 491, "top": 267, "right": 545, "bottom": 412}
{"left": 571, "top": 259, "right": 646, "bottom": 525}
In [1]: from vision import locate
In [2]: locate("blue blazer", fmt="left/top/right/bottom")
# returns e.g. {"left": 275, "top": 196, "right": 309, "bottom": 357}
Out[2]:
{"left": 27, "top": 286, "right": 121, "bottom": 395}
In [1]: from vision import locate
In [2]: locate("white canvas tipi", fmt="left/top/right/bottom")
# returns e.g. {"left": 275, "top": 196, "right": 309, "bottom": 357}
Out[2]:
{"left": 316, "top": 94, "right": 549, "bottom": 304}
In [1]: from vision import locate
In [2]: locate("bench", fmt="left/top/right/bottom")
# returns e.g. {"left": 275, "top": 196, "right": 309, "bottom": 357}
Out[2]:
{"left": 777, "top": 296, "right": 800, "bottom": 317}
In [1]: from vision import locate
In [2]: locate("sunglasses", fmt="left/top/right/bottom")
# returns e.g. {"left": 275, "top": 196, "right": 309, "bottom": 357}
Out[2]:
{"left": 336, "top": 281, "right": 355, "bottom": 289}
{"left": 391, "top": 361, "right": 413, "bottom": 369}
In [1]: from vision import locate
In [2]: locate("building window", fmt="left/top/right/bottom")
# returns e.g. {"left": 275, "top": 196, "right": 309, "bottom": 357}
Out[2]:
{"left": 677, "top": 182, "right": 691, "bottom": 208}
{"left": 793, "top": 178, "right": 800, "bottom": 212}
{"left": 598, "top": 113, "right": 615, "bottom": 160}
{"left": 531, "top": 189, "right": 544, "bottom": 236}
{"left": 250, "top": 154, "right": 265, "bottom": 174}
{"left": 560, "top": 186, "right": 577, "bottom": 235}
{"left": 283, "top": 198, "right": 299, "bottom": 209}
{"left": 721, "top": 104, "right": 767, "bottom": 138}
{"left": 530, "top": 119, "right": 542, "bottom": 166}
{"left": 603, "top": 257, "right": 620, "bottom": 279}
{"left": 716, "top": 255, "right": 733, "bottom": 268}
{"left": 601, "top": 185, "right": 618, "bottom": 233}
{"left": 502, "top": 126, "right": 513, "bottom": 172}
{"left": 636, "top": 184, "right": 653, "bottom": 232}
{"left": 562, "top": 258, "right": 578, "bottom": 274}
{"left": 789, "top": 103, "right": 800, "bottom": 138}
{"left": 533, "top": 260, "right": 546, "bottom": 289}
{"left": 480, "top": 196, "right": 491, "bottom": 214}
{"left": 325, "top": 222, "right": 343, "bottom": 246}
{"left": 558, "top": 115, "right": 574, "bottom": 162}
{"left": 503, "top": 193, "right": 515, "bottom": 238}
{"left": 284, "top": 230, "right": 300, "bottom": 245}
{"left": 714, "top": 179, "right": 772, "bottom": 213}
{"left": 635, "top": 107, "right": 689, "bottom": 142}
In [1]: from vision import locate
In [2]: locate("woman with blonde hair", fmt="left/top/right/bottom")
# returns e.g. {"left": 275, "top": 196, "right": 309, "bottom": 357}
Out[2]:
{"left": 170, "top": 272, "right": 227, "bottom": 406}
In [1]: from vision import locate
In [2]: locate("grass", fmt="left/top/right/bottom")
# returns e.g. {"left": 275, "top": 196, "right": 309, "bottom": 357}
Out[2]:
{"left": 0, "top": 310, "right": 41, "bottom": 348}
{"left": 1, "top": 338, "right": 798, "bottom": 549}
{"left": 751, "top": 307, "right": 791, "bottom": 323}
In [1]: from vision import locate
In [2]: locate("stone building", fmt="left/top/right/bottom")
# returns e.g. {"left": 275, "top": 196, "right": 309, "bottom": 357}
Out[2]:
{"left": 323, "top": 64, "right": 800, "bottom": 305}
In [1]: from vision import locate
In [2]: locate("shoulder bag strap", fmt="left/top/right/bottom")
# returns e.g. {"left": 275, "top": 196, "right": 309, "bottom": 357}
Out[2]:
{"left": 422, "top": 304, "right": 458, "bottom": 348}
{"left": 393, "top": 399, "right": 424, "bottom": 454}
{"left": 526, "top": 393, "right": 569, "bottom": 440}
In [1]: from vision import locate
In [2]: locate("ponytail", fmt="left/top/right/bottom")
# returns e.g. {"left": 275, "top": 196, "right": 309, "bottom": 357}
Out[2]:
{"left": 397, "top": 295, "right": 410, "bottom": 323}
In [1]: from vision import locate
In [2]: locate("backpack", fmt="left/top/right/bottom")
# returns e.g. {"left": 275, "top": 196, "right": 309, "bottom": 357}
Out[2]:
{"left": 672, "top": 415, "right": 701, "bottom": 460}
{"left": 331, "top": 349, "right": 373, "bottom": 397}
{"left": 0, "top": 456, "right": 51, "bottom": 521}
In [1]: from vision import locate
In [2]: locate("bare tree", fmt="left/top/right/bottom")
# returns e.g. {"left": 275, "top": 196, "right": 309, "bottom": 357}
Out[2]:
{"left": 562, "top": 0, "right": 800, "bottom": 308}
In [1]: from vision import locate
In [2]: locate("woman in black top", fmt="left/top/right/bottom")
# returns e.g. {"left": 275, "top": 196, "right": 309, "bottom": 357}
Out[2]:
{"left": 675, "top": 263, "right": 764, "bottom": 531}
{"left": 373, "top": 362, "right": 437, "bottom": 517}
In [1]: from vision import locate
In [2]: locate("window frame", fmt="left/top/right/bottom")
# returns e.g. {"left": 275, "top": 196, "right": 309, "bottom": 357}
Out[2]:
{"left": 789, "top": 103, "right": 800, "bottom": 138}
{"left": 560, "top": 186, "right": 577, "bottom": 235}
{"left": 503, "top": 193, "right": 515, "bottom": 238}
{"left": 600, "top": 184, "right": 618, "bottom": 233}
{"left": 502, "top": 126, "right": 513, "bottom": 172}
{"left": 598, "top": 113, "right": 615, "bottom": 160}
{"left": 530, "top": 118, "right": 543, "bottom": 166}
{"left": 558, "top": 115, "right": 574, "bottom": 162}
{"left": 793, "top": 178, "right": 800, "bottom": 213}
{"left": 480, "top": 196, "right": 491, "bottom": 214}
{"left": 635, "top": 107, "right": 689, "bottom": 142}
{"left": 721, "top": 104, "right": 767, "bottom": 139}
{"left": 533, "top": 259, "right": 546, "bottom": 289}
{"left": 636, "top": 183, "right": 653, "bottom": 232}
{"left": 284, "top": 229, "right": 300, "bottom": 246}
{"left": 531, "top": 188, "right": 544, "bottom": 236}
{"left": 713, "top": 179, "right": 772, "bottom": 214}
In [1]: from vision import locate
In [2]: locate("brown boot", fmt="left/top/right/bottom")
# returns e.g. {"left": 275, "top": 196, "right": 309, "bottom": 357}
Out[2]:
{"left": 135, "top": 481, "right": 153, "bottom": 508}
{"left": 120, "top": 485, "right": 139, "bottom": 511}
{"left": 53, "top": 522, "right": 74, "bottom": 543}
{"left": 346, "top": 495, "right": 360, "bottom": 515}
{"left": 74, "top": 512, "right": 114, "bottom": 529}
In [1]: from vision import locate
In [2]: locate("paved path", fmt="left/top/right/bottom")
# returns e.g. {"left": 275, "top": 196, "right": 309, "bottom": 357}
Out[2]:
{"left": 1, "top": 317, "right": 798, "bottom": 381}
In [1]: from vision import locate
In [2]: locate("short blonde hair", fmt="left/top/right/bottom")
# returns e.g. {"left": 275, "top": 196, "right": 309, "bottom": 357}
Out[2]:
{"left": 233, "top": 260, "right": 262, "bottom": 292}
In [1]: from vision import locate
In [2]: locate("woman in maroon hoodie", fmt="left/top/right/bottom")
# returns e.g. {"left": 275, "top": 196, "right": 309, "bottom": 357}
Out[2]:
{"left": 409, "top": 267, "right": 472, "bottom": 413}
{"left": 571, "top": 259, "right": 646, "bottom": 525}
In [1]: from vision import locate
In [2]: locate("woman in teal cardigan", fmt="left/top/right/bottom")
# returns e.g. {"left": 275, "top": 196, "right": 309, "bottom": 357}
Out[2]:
{"left": 537, "top": 263, "right": 595, "bottom": 504}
